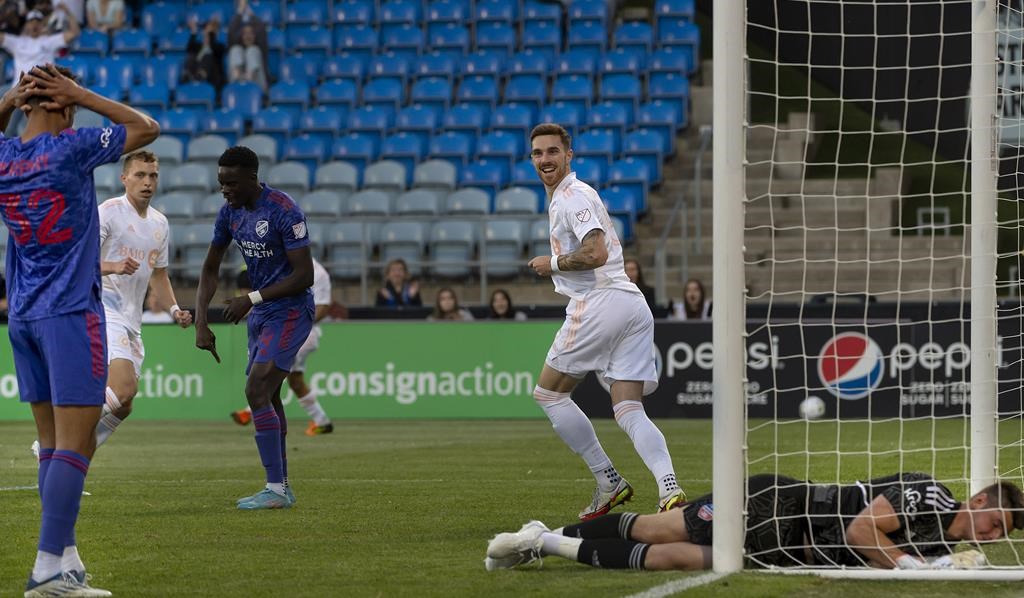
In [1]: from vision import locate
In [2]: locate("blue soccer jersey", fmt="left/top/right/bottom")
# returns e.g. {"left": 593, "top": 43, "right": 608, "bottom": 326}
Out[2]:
{"left": 0, "top": 125, "right": 127, "bottom": 320}
{"left": 212, "top": 183, "right": 313, "bottom": 312}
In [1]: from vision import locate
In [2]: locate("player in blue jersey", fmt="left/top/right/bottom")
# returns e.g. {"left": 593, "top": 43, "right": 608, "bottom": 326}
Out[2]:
{"left": 194, "top": 146, "right": 314, "bottom": 510}
{"left": 0, "top": 65, "right": 159, "bottom": 597}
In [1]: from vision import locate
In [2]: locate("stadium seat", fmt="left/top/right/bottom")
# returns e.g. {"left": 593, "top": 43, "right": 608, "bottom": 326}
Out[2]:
{"left": 380, "top": 24, "right": 425, "bottom": 62}
{"left": 601, "top": 47, "right": 646, "bottom": 81}
{"left": 476, "top": 130, "right": 524, "bottom": 174}
{"left": 551, "top": 75, "right": 594, "bottom": 113}
{"left": 414, "top": 51, "right": 459, "bottom": 84}
{"left": 165, "top": 163, "right": 215, "bottom": 194}
{"left": 602, "top": 184, "right": 639, "bottom": 241}
{"left": 300, "top": 106, "right": 345, "bottom": 147}
{"left": 429, "top": 131, "right": 475, "bottom": 169}
{"left": 175, "top": 81, "right": 216, "bottom": 110}
{"left": 299, "top": 190, "right": 346, "bottom": 221}
{"left": 129, "top": 82, "right": 171, "bottom": 111}
{"left": 571, "top": 156, "right": 606, "bottom": 188}
{"left": 58, "top": 55, "right": 95, "bottom": 85}
{"left": 475, "top": 0, "right": 516, "bottom": 24}
{"left": 266, "top": 161, "right": 312, "bottom": 197}
{"left": 112, "top": 29, "right": 152, "bottom": 57}
{"left": 362, "top": 78, "right": 406, "bottom": 112}
{"left": 657, "top": 21, "right": 700, "bottom": 69}
{"left": 334, "top": 24, "right": 379, "bottom": 61}
{"left": 379, "top": 0, "right": 422, "bottom": 38}
{"left": 491, "top": 103, "right": 536, "bottom": 139}
{"left": 153, "top": 191, "right": 197, "bottom": 222}
{"left": 430, "top": 220, "right": 476, "bottom": 278}
{"left": 539, "top": 101, "right": 585, "bottom": 138}
{"left": 203, "top": 109, "right": 246, "bottom": 145}
{"left": 187, "top": 134, "right": 230, "bottom": 174}
{"left": 268, "top": 80, "right": 310, "bottom": 117}
{"left": 315, "top": 161, "right": 361, "bottom": 195}
{"left": 529, "top": 217, "right": 550, "bottom": 256}
{"left": 656, "top": 0, "right": 695, "bottom": 27}
{"left": 145, "top": 136, "right": 184, "bottom": 166}
{"left": 266, "top": 28, "right": 286, "bottom": 69}
{"left": 250, "top": 0, "right": 281, "bottom": 25}
{"left": 522, "top": 22, "right": 561, "bottom": 61}
{"left": 326, "top": 221, "right": 377, "bottom": 280}
{"left": 94, "top": 56, "right": 135, "bottom": 94}
{"left": 475, "top": 22, "right": 516, "bottom": 55}
{"left": 637, "top": 99, "right": 683, "bottom": 150}
{"left": 74, "top": 29, "right": 108, "bottom": 56}
{"left": 332, "top": 133, "right": 380, "bottom": 170}
{"left": 75, "top": 109, "right": 106, "bottom": 129}
{"left": 460, "top": 51, "right": 504, "bottom": 82}
{"left": 600, "top": 74, "right": 643, "bottom": 117}
{"left": 511, "top": 159, "right": 545, "bottom": 202}
{"left": 459, "top": 159, "right": 508, "bottom": 201}
{"left": 428, "top": 23, "right": 470, "bottom": 60}
{"left": 394, "top": 189, "right": 441, "bottom": 216}
{"left": 412, "top": 160, "right": 457, "bottom": 192}
{"left": 586, "top": 101, "right": 631, "bottom": 139}
{"left": 347, "top": 189, "right": 392, "bottom": 216}
{"left": 444, "top": 188, "right": 490, "bottom": 215}
{"left": 287, "top": 28, "right": 333, "bottom": 64}
{"left": 648, "top": 47, "right": 693, "bottom": 78}
{"left": 614, "top": 21, "right": 653, "bottom": 53}
{"left": 568, "top": 0, "right": 608, "bottom": 28}
{"left": 503, "top": 75, "right": 546, "bottom": 112}
{"left": 157, "top": 108, "right": 201, "bottom": 144}
{"left": 239, "top": 134, "right": 280, "bottom": 164}
{"left": 427, "top": 0, "right": 470, "bottom": 29}
{"left": 179, "top": 223, "right": 216, "bottom": 277}
{"left": 506, "top": 50, "right": 549, "bottom": 79}
{"left": 442, "top": 103, "right": 489, "bottom": 136}
{"left": 380, "top": 221, "right": 427, "bottom": 277}
{"left": 280, "top": 55, "right": 319, "bottom": 84}
{"left": 552, "top": 48, "right": 599, "bottom": 84}
{"left": 251, "top": 107, "right": 296, "bottom": 146}
{"left": 286, "top": 1, "right": 327, "bottom": 27}
{"left": 283, "top": 134, "right": 330, "bottom": 172}
{"left": 575, "top": 130, "right": 620, "bottom": 170}
{"left": 606, "top": 157, "right": 652, "bottom": 211}
{"left": 380, "top": 132, "right": 427, "bottom": 180}
{"left": 333, "top": 0, "right": 374, "bottom": 27}
{"left": 364, "top": 160, "right": 407, "bottom": 194}
{"left": 93, "top": 164, "right": 121, "bottom": 199}
{"left": 495, "top": 187, "right": 539, "bottom": 215}
{"left": 648, "top": 72, "right": 691, "bottom": 123}
{"left": 142, "top": 55, "right": 181, "bottom": 89}
{"left": 395, "top": 104, "right": 441, "bottom": 146}
{"left": 187, "top": 3, "right": 232, "bottom": 25}
{"left": 410, "top": 77, "right": 451, "bottom": 112}
{"left": 523, "top": 0, "right": 561, "bottom": 28}
{"left": 199, "top": 192, "right": 226, "bottom": 219}
{"left": 568, "top": 21, "right": 607, "bottom": 54}
{"left": 623, "top": 129, "right": 666, "bottom": 184}
{"left": 322, "top": 54, "right": 366, "bottom": 88}
{"left": 316, "top": 79, "right": 359, "bottom": 110}
{"left": 367, "top": 51, "right": 411, "bottom": 87}
{"left": 156, "top": 29, "right": 191, "bottom": 60}
{"left": 482, "top": 221, "right": 523, "bottom": 278}
{"left": 347, "top": 105, "right": 395, "bottom": 144}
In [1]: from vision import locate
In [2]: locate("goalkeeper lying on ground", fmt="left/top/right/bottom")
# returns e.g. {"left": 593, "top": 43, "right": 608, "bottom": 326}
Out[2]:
{"left": 485, "top": 473, "right": 1024, "bottom": 571}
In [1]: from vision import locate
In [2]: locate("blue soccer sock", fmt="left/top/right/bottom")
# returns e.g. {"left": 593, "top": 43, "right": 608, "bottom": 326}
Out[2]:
{"left": 252, "top": 406, "right": 284, "bottom": 490}
{"left": 37, "top": 448, "right": 54, "bottom": 498}
{"left": 33, "top": 450, "right": 89, "bottom": 580}
{"left": 274, "top": 402, "right": 288, "bottom": 486}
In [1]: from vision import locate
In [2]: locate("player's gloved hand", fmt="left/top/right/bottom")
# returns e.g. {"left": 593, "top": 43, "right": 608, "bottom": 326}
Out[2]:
{"left": 223, "top": 295, "right": 253, "bottom": 324}
{"left": 895, "top": 554, "right": 930, "bottom": 570}
{"left": 195, "top": 324, "right": 220, "bottom": 363}
{"left": 931, "top": 550, "right": 988, "bottom": 569}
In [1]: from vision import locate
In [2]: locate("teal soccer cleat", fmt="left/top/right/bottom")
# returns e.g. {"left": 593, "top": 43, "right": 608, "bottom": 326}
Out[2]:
{"left": 237, "top": 488, "right": 291, "bottom": 510}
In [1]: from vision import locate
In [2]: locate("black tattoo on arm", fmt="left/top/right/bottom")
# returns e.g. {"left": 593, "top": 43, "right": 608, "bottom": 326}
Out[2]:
{"left": 557, "top": 229, "right": 608, "bottom": 271}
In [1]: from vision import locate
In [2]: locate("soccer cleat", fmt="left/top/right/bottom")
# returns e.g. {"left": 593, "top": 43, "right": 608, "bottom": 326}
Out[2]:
{"left": 24, "top": 571, "right": 112, "bottom": 597}
{"left": 237, "top": 488, "right": 291, "bottom": 510}
{"left": 31, "top": 440, "right": 39, "bottom": 461}
{"left": 305, "top": 421, "right": 334, "bottom": 436}
{"left": 285, "top": 486, "right": 296, "bottom": 506}
{"left": 658, "top": 489, "right": 687, "bottom": 513}
{"left": 484, "top": 520, "right": 549, "bottom": 570}
{"left": 231, "top": 410, "right": 252, "bottom": 426}
{"left": 579, "top": 478, "right": 634, "bottom": 521}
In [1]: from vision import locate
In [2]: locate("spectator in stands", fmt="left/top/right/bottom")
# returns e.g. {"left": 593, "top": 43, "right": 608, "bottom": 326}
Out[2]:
{"left": 428, "top": 287, "right": 474, "bottom": 321}
{"left": 375, "top": 258, "right": 423, "bottom": 308}
{"left": 53, "top": 0, "right": 84, "bottom": 29}
{"left": 489, "top": 289, "right": 527, "bottom": 321}
{"left": 141, "top": 288, "right": 173, "bottom": 323}
{"left": 0, "top": 2, "right": 20, "bottom": 34}
{"left": 183, "top": 14, "right": 226, "bottom": 92}
{"left": 85, "top": 0, "right": 124, "bottom": 34}
{"left": 624, "top": 258, "right": 657, "bottom": 313}
{"left": 671, "top": 278, "right": 712, "bottom": 320}
{"left": 227, "top": 0, "right": 268, "bottom": 90}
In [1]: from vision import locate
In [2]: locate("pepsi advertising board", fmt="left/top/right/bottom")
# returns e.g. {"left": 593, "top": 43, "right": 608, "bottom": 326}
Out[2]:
{"left": 573, "top": 319, "right": 1024, "bottom": 419}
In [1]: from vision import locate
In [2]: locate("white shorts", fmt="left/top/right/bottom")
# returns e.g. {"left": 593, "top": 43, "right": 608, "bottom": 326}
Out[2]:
{"left": 105, "top": 317, "right": 145, "bottom": 379}
{"left": 291, "top": 324, "right": 322, "bottom": 373}
{"left": 545, "top": 288, "right": 659, "bottom": 395}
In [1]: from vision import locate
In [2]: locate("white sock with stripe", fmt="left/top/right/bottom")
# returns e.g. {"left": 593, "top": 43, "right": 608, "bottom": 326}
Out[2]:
{"left": 612, "top": 400, "right": 677, "bottom": 499}
{"left": 533, "top": 385, "right": 618, "bottom": 491}
{"left": 95, "top": 388, "right": 124, "bottom": 447}
{"left": 61, "top": 545, "right": 85, "bottom": 574}
{"left": 540, "top": 532, "right": 582, "bottom": 559}
{"left": 297, "top": 390, "right": 331, "bottom": 427}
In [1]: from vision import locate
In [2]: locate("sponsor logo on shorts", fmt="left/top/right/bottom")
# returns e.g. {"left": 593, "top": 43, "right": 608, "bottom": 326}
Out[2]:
{"left": 576, "top": 208, "right": 591, "bottom": 223}
{"left": 292, "top": 221, "right": 307, "bottom": 239}
{"left": 256, "top": 220, "right": 269, "bottom": 238}
{"left": 698, "top": 504, "right": 714, "bottom": 521}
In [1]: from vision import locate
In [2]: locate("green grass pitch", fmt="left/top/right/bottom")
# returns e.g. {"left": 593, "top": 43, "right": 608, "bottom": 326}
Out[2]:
{"left": 2, "top": 418, "right": 1024, "bottom": 597}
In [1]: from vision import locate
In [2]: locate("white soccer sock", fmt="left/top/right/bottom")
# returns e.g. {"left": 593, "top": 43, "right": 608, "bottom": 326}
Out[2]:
{"left": 266, "top": 482, "right": 286, "bottom": 496}
{"left": 297, "top": 390, "right": 331, "bottom": 427}
{"left": 94, "top": 413, "right": 123, "bottom": 447}
{"left": 533, "top": 386, "right": 617, "bottom": 490}
{"left": 61, "top": 545, "right": 84, "bottom": 573}
{"left": 612, "top": 400, "right": 677, "bottom": 498}
{"left": 31, "top": 551, "right": 62, "bottom": 582}
{"left": 102, "top": 387, "right": 121, "bottom": 416}
{"left": 540, "top": 532, "right": 582, "bottom": 560}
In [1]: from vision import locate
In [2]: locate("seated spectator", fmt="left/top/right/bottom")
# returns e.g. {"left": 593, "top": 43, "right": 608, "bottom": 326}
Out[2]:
{"left": 624, "top": 258, "right": 657, "bottom": 312}
{"left": 53, "top": 0, "right": 84, "bottom": 29}
{"left": 671, "top": 278, "right": 712, "bottom": 320}
{"left": 85, "top": 0, "right": 121, "bottom": 34}
{"left": 183, "top": 14, "right": 226, "bottom": 92}
{"left": 489, "top": 289, "right": 526, "bottom": 321}
{"left": 140, "top": 289, "right": 173, "bottom": 323}
{"left": 228, "top": 0, "right": 268, "bottom": 90}
{"left": 375, "top": 258, "right": 422, "bottom": 307}
{"left": 427, "top": 287, "right": 474, "bottom": 321}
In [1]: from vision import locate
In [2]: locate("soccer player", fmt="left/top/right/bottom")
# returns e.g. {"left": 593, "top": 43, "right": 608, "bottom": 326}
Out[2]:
{"left": 0, "top": 64, "right": 159, "bottom": 596}
{"left": 485, "top": 472, "right": 1024, "bottom": 572}
{"left": 194, "top": 146, "right": 314, "bottom": 510}
{"left": 525, "top": 123, "right": 683, "bottom": 520}
{"left": 93, "top": 150, "right": 193, "bottom": 447}
{"left": 231, "top": 257, "right": 334, "bottom": 435}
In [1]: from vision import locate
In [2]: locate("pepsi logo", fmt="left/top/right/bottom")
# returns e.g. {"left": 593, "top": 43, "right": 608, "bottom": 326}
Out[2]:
{"left": 818, "top": 332, "right": 884, "bottom": 400}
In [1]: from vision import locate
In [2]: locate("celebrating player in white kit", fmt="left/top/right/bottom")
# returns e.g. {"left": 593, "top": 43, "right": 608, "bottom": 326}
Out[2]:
{"left": 526, "top": 124, "right": 684, "bottom": 520}
{"left": 94, "top": 150, "right": 192, "bottom": 446}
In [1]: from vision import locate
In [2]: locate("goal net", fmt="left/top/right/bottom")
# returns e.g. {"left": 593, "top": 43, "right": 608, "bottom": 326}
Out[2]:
{"left": 712, "top": 0, "right": 1024, "bottom": 578}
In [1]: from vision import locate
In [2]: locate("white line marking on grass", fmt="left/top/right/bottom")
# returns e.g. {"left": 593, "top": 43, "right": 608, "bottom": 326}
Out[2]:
{"left": 623, "top": 572, "right": 725, "bottom": 598}
{"left": 0, "top": 485, "right": 38, "bottom": 492}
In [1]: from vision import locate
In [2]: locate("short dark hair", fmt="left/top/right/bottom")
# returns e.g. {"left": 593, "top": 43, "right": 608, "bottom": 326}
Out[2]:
{"left": 980, "top": 481, "right": 1024, "bottom": 531}
{"left": 122, "top": 150, "right": 158, "bottom": 173}
{"left": 530, "top": 123, "right": 572, "bottom": 151}
{"left": 218, "top": 146, "right": 260, "bottom": 173}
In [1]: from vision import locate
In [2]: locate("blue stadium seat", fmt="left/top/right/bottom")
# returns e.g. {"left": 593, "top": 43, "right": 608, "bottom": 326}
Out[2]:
{"left": 266, "top": 28, "right": 286, "bottom": 69}
{"left": 413, "top": 159, "right": 457, "bottom": 192}
{"left": 648, "top": 47, "right": 693, "bottom": 78}
{"left": 74, "top": 29, "right": 108, "bottom": 56}
{"left": 482, "top": 221, "right": 523, "bottom": 278}
{"left": 348, "top": 189, "right": 393, "bottom": 217}
{"left": 380, "top": 24, "right": 425, "bottom": 62}
{"left": 410, "top": 77, "right": 450, "bottom": 112}
{"left": 504, "top": 74, "right": 546, "bottom": 112}
{"left": 140, "top": 2, "right": 181, "bottom": 38}
{"left": 333, "top": 0, "right": 374, "bottom": 27}
{"left": 459, "top": 159, "right": 508, "bottom": 201}
{"left": 444, "top": 188, "right": 489, "bottom": 215}
{"left": 379, "top": 1, "right": 422, "bottom": 38}
{"left": 334, "top": 24, "right": 378, "bottom": 60}
{"left": 146, "top": 136, "right": 185, "bottom": 166}
{"left": 601, "top": 47, "right": 646, "bottom": 80}
{"left": 427, "top": 0, "right": 470, "bottom": 33}
{"left": 571, "top": 156, "right": 606, "bottom": 188}
{"left": 332, "top": 133, "right": 380, "bottom": 170}
{"left": 429, "top": 131, "right": 475, "bottom": 169}
{"left": 606, "top": 157, "right": 652, "bottom": 211}
{"left": 221, "top": 82, "right": 263, "bottom": 119}
{"left": 252, "top": 107, "right": 297, "bottom": 146}
{"left": 300, "top": 106, "right": 345, "bottom": 147}
{"left": 165, "top": 163, "right": 214, "bottom": 194}
{"left": 575, "top": 129, "right": 620, "bottom": 170}
{"left": 586, "top": 101, "right": 631, "bottom": 139}
{"left": 268, "top": 80, "right": 310, "bottom": 118}
{"left": 568, "top": 21, "right": 607, "bottom": 53}
{"left": 551, "top": 74, "right": 594, "bottom": 113}
{"left": 367, "top": 52, "right": 411, "bottom": 86}
{"left": 460, "top": 50, "right": 504, "bottom": 81}
{"left": 495, "top": 187, "right": 539, "bottom": 215}
{"left": 315, "top": 161, "right": 361, "bottom": 194}
{"left": 284, "top": 133, "right": 330, "bottom": 172}
{"left": 380, "top": 132, "right": 427, "bottom": 179}
{"left": 530, "top": 217, "right": 550, "bottom": 256}
{"left": 58, "top": 55, "right": 93, "bottom": 84}
{"left": 637, "top": 99, "right": 683, "bottom": 150}
{"left": 456, "top": 75, "right": 500, "bottom": 110}
{"left": 202, "top": 109, "right": 245, "bottom": 145}
{"left": 326, "top": 221, "right": 378, "bottom": 280}
{"left": 364, "top": 160, "right": 408, "bottom": 194}
{"left": 280, "top": 55, "right": 319, "bottom": 84}
{"left": 475, "top": 22, "right": 516, "bottom": 55}
{"left": 94, "top": 56, "right": 135, "bottom": 94}
{"left": 476, "top": 130, "right": 524, "bottom": 173}
{"left": 657, "top": 21, "right": 700, "bottom": 71}
{"left": 156, "top": 29, "right": 191, "bottom": 60}
{"left": 239, "top": 133, "right": 280, "bottom": 164}
{"left": 94, "top": 164, "right": 121, "bottom": 199}
{"left": 623, "top": 129, "right": 665, "bottom": 185}
{"left": 153, "top": 191, "right": 197, "bottom": 222}
{"left": 316, "top": 79, "right": 359, "bottom": 110}
{"left": 428, "top": 23, "right": 470, "bottom": 60}
{"left": 539, "top": 102, "right": 585, "bottom": 138}
{"left": 266, "top": 161, "right": 312, "bottom": 197}
{"left": 187, "top": 135, "right": 229, "bottom": 172}
{"left": 568, "top": 0, "right": 608, "bottom": 27}
{"left": 142, "top": 55, "right": 181, "bottom": 89}
{"left": 250, "top": 0, "right": 282, "bottom": 26}
{"left": 414, "top": 51, "right": 458, "bottom": 83}
{"left": 512, "top": 159, "right": 545, "bottom": 202}
{"left": 648, "top": 72, "right": 690, "bottom": 124}
{"left": 395, "top": 189, "right": 441, "bottom": 216}
{"left": 552, "top": 48, "right": 599, "bottom": 83}
{"left": 322, "top": 54, "right": 366, "bottom": 87}
{"left": 188, "top": 2, "right": 232, "bottom": 25}
{"left": 362, "top": 78, "right": 405, "bottom": 113}
{"left": 175, "top": 81, "right": 216, "bottom": 110}
{"left": 614, "top": 21, "right": 653, "bottom": 53}
{"left": 601, "top": 185, "right": 638, "bottom": 241}
{"left": 157, "top": 108, "right": 201, "bottom": 144}
{"left": 490, "top": 103, "right": 535, "bottom": 139}
{"left": 523, "top": 0, "right": 561, "bottom": 28}
{"left": 129, "top": 82, "right": 171, "bottom": 111}
{"left": 380, "top": 221, "right": 427, "bottom": 277}
{"left": 475, "top": 0, "right": 516, "bottom": 24}
{"left": 396, "top": 104, "right": 441, "bottom": 146}
{"left": 656, "top": 0, "right": 695, "bottom": 26}
{"left": 347, "top": 106, "right": 396, "bottom": 144}
{"left": 506, "top": 50, "right": 549, "bottom": 79}
{"left": 430, "top": 220, "right": 476, "bottom": 278}
{"left": 300, "top": 190, "right": 346, "bottom": 221}
{"left": 112, "top": 29, "right": 152, "bottom": 57}
{"left": 286, "top": 0, "right": 326, "bottom": 26}
{"left": 443, "top": 103, "right": 489, "bottom": 136}
{"left": 600, "top": 73, "right": 642, "bottom": 117}
{"left": 521, "top": 22, "right": 561, "bottom": 61}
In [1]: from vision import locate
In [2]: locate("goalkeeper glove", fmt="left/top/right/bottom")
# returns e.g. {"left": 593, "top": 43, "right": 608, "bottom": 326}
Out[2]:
{"left": 930, "top": 550, "right": 988, "bottom": 570}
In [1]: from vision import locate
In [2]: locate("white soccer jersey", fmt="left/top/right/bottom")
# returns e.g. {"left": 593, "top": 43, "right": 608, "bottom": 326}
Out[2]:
{"left": 548, "top": 172, "right": 640, "bottom": 301}
{"left": 311, "top": 258, "right": 331, "bottom": 306}
{"left": 99, "top": 195, "right": 170, "bottom": 333}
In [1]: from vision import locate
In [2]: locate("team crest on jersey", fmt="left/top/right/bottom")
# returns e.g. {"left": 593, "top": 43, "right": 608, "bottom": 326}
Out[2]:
{"left": 256, "top": 220, "right": 269, "bottom": 238}
{"left": 576, "top": 208, "right": 591, "bottom": 223}
{"left": 292, "top": 222, "right": 307, "bottom": 239}
{"left": 698, "top": 504, "right": 714, "bottom": 521}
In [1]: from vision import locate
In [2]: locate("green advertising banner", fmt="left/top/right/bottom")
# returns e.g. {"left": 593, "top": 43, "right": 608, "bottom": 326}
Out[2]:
{"left": 0, "top": 322, "right": 562, "bottom": 420}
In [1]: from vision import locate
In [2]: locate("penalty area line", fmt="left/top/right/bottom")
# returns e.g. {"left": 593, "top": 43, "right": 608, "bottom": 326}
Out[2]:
{"left": 623, "top": 572, "right": 725, "bottom": 598}
{"left": 0, "top": 484, "right": 38, "bottom": 492}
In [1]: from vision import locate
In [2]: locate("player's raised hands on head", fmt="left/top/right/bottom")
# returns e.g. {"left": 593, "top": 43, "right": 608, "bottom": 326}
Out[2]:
{"left": 2, "top": 73, "right": 38, "bottom": 115}
{"left": 195, "top": 323, "right": 220, "bottom": 363}
{"left": 24, "top": 64, "right": 83, "bottom": 110}
{"left": 222, "top": 294, "right": 253, "bottom": 325}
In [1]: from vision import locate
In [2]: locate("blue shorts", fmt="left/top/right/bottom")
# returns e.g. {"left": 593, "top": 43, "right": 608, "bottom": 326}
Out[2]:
{"left": 246, "top": 303, "right": 314, "bottom": 375}
{"left": 9, "top": 309, "right": 107, "bottom": 406}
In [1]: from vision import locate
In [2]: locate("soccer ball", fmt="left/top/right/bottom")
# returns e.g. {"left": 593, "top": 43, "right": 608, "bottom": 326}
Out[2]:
{"left": 799, "top": 396, "right": 826, "bottom": 420}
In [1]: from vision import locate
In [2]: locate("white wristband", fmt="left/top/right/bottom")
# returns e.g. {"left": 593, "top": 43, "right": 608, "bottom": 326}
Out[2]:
{"left": 248, "top": 290, "right": 264, "bottom": 305}
{"left": 550, "top": 254, "right": 560, "bottom": 273}
{"left": 169, "top": 304, "right": 181, "bottom": 317}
